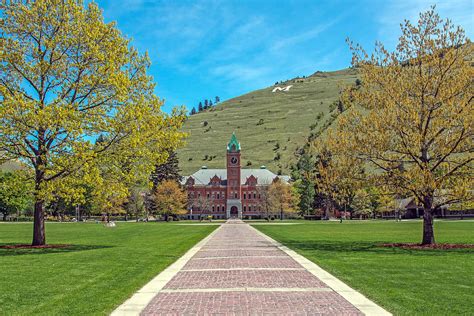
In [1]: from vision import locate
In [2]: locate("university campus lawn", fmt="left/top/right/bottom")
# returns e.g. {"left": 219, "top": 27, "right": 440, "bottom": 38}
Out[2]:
{"left": 0, "top": 222, "right": 217, "bottom": 315}
{"left": 253, "top": 220, "right": 474, "bottom": 315}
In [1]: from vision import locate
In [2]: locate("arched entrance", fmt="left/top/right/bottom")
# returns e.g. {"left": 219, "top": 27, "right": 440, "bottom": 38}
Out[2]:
{"left": 230, "top": 206, "right": 238, "bottom": 217}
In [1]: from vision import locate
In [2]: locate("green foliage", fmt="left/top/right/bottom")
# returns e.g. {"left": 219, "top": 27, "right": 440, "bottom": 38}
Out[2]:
{"left": 351, "top": 189, "right": 372, "bottom": 217}
{"left": 0, "top": 170, "right": 33, "bottom": 220}
{"left": 0, "top": 0, "right": 186, "bottom": 244}
{"left": 150, "top": 152, "right": 182, "bottom": 190}
{"left": 291, "top": 153, "right": 316, "bottom": 215}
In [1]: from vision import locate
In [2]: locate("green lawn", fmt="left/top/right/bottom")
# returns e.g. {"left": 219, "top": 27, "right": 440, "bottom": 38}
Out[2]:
{"left": 253, "top": 220, "right": 474, "bottom": 315}
{"left": 0, "top": 222, "right": 217, "bottom": 315}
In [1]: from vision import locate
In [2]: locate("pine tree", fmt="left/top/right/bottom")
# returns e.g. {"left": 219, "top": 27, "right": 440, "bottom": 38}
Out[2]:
{"left": 292, "top": 153, "right": 316, "bottom": 215}
{"left": 209, "top": 100, "right": 213, "bottom": 107}
{"left": 215, "top": 96, "right": 220, "bottom": 103}
{"left": 190, "top": 107, "right": 197, "bottom": 115}
{"left": 204, "top": 99, "right": 209, "bottom": 108}
{"left": 198, "top": 102, "right": 203, "bottom": 112}
{"left": 150, "top": 152, "right": 183, "bottom": 190}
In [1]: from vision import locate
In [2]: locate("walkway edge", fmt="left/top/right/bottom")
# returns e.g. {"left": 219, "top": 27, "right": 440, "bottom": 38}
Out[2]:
{"left": 250, "top": 225, "right": 392, "bottom": 316}
{"left": 110, "top": 224, "right": 223, "bottom": 316}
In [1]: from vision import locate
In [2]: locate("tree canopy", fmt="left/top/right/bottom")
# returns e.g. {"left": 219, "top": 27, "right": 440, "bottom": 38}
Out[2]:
{"left": 0, "top": 0, "right": 186, "bottom": 245}
{"left": 320, "top": 7, "right": 473, "bottom": 244}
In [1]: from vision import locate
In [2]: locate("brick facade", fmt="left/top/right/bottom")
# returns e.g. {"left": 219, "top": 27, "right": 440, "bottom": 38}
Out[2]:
{"left": 183, "top": 134, "right": 289, "bottom": 219}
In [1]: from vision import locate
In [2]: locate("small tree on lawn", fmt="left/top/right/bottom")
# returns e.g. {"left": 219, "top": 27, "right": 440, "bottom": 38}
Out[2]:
{"left": 337, "top": 7, "right": 473, "bottom": 244}
{"left": 256, "top": 184, "right": 272, "bottom": 219}
{"left": 351, "top": 189, "right": 372, "bottom": 219}
{"left": 0, "top": 170, "right": 33, "bottom": 220}
{"left": 153, "top": 180, "right": 187, "bottom": 221}
{"left": 269, "top": 180, "right": 295, "bottom": 220}
{"left": 292, "top": 153, "right": 316, "bottom": 216}
{"left": 193, "top": 195, "right": 212, "bottom": 218}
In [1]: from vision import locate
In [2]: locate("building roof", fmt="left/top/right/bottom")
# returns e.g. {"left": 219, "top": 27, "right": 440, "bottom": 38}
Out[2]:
{"left": 227, "top": 132, "right": 241, "bottom": 152}
{"left": 182, "top": 168, "right": 290, "bottom": 186}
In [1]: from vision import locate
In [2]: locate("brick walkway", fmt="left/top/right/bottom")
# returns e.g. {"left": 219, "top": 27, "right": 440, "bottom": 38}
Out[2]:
{"left": 136, "top": 220, "right": 380, "bottom": 315}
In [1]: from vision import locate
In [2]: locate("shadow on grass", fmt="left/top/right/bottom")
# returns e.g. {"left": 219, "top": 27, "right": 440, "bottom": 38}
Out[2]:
{"left": 0, "top": 244, "right": 113, "bottom": 256}
{"left": 282, "top": 240, "right": 474, "bottom": 256}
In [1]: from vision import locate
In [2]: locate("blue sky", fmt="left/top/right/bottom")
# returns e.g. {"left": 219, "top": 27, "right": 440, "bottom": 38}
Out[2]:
{"left": 99, "top": 0, "right": 473, "bottom": 113}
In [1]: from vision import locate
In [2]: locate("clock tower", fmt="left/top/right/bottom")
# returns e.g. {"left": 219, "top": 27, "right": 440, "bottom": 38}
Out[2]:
{"left": 226, "top": 133, "right": 242, "bottom": 218}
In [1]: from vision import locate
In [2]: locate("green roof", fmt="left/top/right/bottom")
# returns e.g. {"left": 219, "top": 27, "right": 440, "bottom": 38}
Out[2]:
{"left": 227, "top": 132, "right": 241, "bottom": 152}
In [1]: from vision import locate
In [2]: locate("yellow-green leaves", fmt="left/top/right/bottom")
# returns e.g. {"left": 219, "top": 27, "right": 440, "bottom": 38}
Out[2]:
{"left": 322, "top": 7, "right": 473, "bottom": 212}
{"left": 0, "top": 1, "right": 186, "bottom": 214}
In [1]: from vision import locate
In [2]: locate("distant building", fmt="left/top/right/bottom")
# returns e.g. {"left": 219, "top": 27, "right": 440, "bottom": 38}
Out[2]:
{"left": 182, "top": 133, "right": 290, "bottom": 219}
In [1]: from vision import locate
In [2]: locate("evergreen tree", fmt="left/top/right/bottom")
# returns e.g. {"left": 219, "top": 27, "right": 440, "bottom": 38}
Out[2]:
{"left": 95, "top": 134, "right": 106, "bottom": 144}
{"left": 292, "top": 153, "right": 316, "bottom": 215}
{"left": 204, "top": 99, "right": 209, "bottom": 108}
{"left": 190, "top": 107, "right": 197, "bottom": 115}
{"left": 209, "top": 100, "right": 213, "bottom": 107}
{"left": 215, "top": 96, "right": 220, "bottom": 103}
{"left": 150, "top": 151, "right": 183, "bottom": 190}
{"left": 198, "top": 102, "right": 203, "bottom": 112}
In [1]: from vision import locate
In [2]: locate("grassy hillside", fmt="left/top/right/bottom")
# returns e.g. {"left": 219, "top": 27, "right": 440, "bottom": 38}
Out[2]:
{"left": 177, "top": 68, "right": 358, "bottom": 175}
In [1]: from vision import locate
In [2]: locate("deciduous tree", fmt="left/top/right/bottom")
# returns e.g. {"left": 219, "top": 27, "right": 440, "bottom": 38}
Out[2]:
{"left": 269, "top": 180, "right": 296, "bottom": 220}
{"left": 0, "top": 1, "right": 185, "bottom": 245}
{"left": 336, "top": 7, "right": 473, "bottom": 244}
{"left": 153, "top": 180, "right": 187, "bottom": 221}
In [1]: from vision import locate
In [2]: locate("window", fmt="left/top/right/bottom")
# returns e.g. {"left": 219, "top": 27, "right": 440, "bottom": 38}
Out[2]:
{"left": 243, "top": 193, "right": 246, "bottom": 199}
{"left": 254, "top": 193, "right": 256, "bottom": 199}
{"left": 207, "top": 193, "right": 210, "bottom": 198}
{"left": 234, "top": 193, "right": 237, "bottom": 198}
{"left": 217, "top": 193, "right": 220, "bottom": 199}
{"left": 243, "top": 206, "right": 246, "bottom": 212}
{"left": 212, "top": 206, "right": 215, "bottom": 212}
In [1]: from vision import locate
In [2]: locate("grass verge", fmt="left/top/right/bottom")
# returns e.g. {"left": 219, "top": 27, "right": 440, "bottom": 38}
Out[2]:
{"left": 0, "top": 222, "right": 217, "bottom": 315}
{"left": 252, "top": 220, "right": 474, "bottom": 315}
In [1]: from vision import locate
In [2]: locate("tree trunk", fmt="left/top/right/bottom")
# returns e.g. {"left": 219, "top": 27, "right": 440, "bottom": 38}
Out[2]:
{"left": 32, "top": 200, "right": 46, "bottom": 246}
{"left": 422, "top": 195, "right": 435, "bottom": 245}
{"left": 2, "top": 213, "right": 7, "bottom": 221}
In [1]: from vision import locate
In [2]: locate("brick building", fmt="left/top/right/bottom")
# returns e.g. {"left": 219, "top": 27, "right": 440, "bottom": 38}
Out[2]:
{"left": 182, "top": 133, "right": 290, "bottom": 219}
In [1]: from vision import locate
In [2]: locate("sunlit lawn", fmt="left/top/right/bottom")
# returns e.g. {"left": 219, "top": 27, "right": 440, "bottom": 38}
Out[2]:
{"left": 0, "top": 222, "right": 217, "bottom": 315}
{"left": 253, "top": 220, "right": 474, "bottom": 315}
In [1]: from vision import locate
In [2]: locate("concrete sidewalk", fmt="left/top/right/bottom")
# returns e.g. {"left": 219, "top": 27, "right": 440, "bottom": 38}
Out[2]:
{"left": 112, "top": 219, "right": 391, "bottom": 315}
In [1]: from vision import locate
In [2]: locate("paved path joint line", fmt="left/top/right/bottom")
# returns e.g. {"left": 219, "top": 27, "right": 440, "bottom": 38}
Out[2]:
{"left": 111, "top": 219, "right": 391, "bottom": 316}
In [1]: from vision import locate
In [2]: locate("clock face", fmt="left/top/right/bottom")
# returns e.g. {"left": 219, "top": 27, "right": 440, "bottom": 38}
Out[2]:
{"left": 230, "top": 157, "right": 238, "bottom": 165}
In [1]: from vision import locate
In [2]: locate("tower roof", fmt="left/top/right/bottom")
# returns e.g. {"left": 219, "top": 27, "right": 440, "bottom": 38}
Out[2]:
{"left": 227, "top": 132, "right": 241, "bottom": 152}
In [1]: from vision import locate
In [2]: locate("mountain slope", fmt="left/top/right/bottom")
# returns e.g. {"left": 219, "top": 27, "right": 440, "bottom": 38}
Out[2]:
{"left": 177, "top": 68, "right": 358, "bottom": 175}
